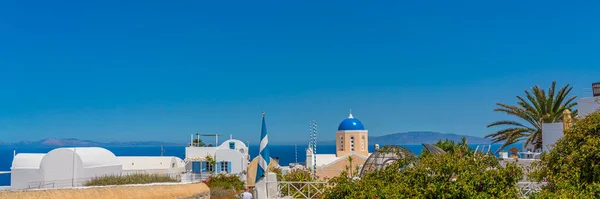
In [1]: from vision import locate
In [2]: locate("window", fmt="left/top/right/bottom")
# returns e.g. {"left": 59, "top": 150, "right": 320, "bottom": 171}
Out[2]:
{"left": 362, "top": 136, "right": 365, "bottom": 151}
{"left": 339, "top": 136, "right": 344, "bottom": 151}
{"left": 229, "top": 142, "right": 235, "bottom": 149}
{"left": 350, "top": 136, "right": 355, "bottom": 151}
{"left": 205, "top": 162, "right": 214, "bottom": 172}
{"left": 220, "top": 161, "right": 229, "bottom": 173}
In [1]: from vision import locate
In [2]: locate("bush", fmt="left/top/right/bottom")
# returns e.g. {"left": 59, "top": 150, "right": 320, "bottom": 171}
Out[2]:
{"left": 278, "top": 169, "right": 324, "bottom": 198}
{"left": 84, "top": 173, "right": 179, "bottom": 186}
{"left": 205, "top": 174, "right": 245, "bottom": 197}
{"left": 529, "top": 112, "right": 600, "bottom": 198}
{"left": 324, "top": 144, "right": 523, "bottom": 198}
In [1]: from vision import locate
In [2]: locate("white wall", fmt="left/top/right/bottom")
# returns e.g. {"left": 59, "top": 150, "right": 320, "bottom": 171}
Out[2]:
{"left": 185, "top": 147, "right": 218, "bottom": 160}
{"left": 215, "top": 149, "right": 246, "bottom": 175}
{"left": 119, "top": 156, "right": 185, "bottom": 175}
{"left": 10, "top": 169, "right": 41, "bottom": 190}
{"left": 578, "top": 97, "right": 600, "bottom": 118}
{"left": 542, "top": 123, "right": 564, "bottom": 152}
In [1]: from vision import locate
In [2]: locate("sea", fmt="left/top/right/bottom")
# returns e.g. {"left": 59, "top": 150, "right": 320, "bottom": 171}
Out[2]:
{"left": 0, "top": 143, "right": 520, "bottom": 186}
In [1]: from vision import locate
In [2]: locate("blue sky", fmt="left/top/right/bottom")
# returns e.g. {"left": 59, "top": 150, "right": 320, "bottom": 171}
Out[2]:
{"left": 1, "top": 0, "right": 599, "bottom": 144}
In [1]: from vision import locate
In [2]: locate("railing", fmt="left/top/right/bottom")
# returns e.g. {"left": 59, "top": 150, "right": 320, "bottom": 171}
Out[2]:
{"left": 266, "top": 181, "right": 327, "bottom": 199}
{"left": 517, "top": 182, "right": 546, "bottom": 198}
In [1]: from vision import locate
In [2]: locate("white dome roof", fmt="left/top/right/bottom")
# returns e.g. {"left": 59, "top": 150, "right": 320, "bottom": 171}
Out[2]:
{"left": 12, "top": 153, "right": 45, "bottom": 169}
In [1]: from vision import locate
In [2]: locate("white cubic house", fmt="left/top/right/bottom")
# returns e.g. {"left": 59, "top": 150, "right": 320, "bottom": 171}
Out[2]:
{"left": 184, "top": 135, "right": 249, "bottom": 180}
{"left": 10, "top": 147, "right": 185, "bottom": 190}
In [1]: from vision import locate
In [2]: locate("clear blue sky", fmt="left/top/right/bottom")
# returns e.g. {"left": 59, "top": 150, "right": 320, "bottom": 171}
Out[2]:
{"left": 1, "top": 0, "right": 599, "bottom": 144}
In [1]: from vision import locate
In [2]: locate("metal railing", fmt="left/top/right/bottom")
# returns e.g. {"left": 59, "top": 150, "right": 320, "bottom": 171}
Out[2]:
{"left": 266, "top": 181, "right": 327, "bottom": 199}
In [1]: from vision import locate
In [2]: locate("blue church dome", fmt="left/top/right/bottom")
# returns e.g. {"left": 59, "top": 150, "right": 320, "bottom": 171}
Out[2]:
{"left": 338, "top": 113, "right": 365, "bottom": 131}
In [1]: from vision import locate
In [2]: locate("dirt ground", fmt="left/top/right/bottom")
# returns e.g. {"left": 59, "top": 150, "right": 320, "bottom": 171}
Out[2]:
{"left": 0, "top": 183, "right": 210, "bottom": 199}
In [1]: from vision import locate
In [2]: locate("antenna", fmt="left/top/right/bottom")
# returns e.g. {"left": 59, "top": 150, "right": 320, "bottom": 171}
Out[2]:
{"left": 309, "top": 120, "right": 318, "bottom": 179}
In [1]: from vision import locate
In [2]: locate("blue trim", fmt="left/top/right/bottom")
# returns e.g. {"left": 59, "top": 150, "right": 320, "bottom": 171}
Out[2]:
{"left": 227, "top": 162, "right": 231, "bottom": 173}
{"left": 192, "top": 162, "right": 201, "bottom": 173}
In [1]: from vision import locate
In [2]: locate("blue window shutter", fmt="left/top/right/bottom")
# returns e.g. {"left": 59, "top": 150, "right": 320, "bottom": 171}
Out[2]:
{"left": 192, "top": 162, "right": 200, "bottom": 173}
{"left": 202, "top": 161, "right": 207, "bottom": 172}
{"left": 217, "top": 162, "right": 221, "bottom": 173}
{"left": 229, "top": 142, "right": 235, "bottom": 149}
{"left": 227, "top": 162, "right": 232, "bottom": 173}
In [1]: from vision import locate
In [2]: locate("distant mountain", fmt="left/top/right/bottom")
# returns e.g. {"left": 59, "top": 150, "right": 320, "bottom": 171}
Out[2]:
{"left": 4, "top": 138, "right": 182, "bottom": 147}
{"left": 319, "top": 131, "right": 491, "bottom": 145}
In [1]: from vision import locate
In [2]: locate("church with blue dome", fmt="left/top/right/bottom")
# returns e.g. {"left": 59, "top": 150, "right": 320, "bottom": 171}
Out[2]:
{"left": 306, "top": 110, "right": 371, "bottom": 179}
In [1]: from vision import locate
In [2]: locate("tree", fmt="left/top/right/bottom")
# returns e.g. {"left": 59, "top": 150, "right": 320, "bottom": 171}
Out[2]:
{"left": 528, "top": 112, "right": 600, "bottom": 198}
{"left": 486, "top": 81, "right": 577, "bottom": 151}
{"left": 324, "top": 143, "right": 523, "bottom": 198}
{"left": 193, "top": 138, "right": 206, "bottom": 147}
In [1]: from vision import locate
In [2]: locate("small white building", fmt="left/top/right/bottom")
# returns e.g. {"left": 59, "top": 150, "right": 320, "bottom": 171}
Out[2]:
{"left": 184, "top": 136, "right": 249, "bottom": 180}
{"left": 10, "top": 147, "right": 186, "bottom": 190}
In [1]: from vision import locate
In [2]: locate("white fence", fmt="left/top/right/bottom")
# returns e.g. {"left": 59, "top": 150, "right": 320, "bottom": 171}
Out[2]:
{"left": 264, "top": 181, "right": 327, "bottom": 199}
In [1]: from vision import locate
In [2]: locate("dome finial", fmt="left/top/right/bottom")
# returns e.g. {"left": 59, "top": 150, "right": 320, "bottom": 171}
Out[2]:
{"left": 348, "top": 109, "right": 354, "bottom": 118}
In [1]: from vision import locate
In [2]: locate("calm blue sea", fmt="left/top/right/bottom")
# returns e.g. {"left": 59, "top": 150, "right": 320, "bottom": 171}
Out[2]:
{"left": 0, "top": 143, "right": 519, "bottom": 186}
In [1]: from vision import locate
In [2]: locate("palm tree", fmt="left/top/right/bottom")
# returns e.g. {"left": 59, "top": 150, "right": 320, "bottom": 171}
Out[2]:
{"left": 486, "top": 81, "right": 577, "bottom": 151}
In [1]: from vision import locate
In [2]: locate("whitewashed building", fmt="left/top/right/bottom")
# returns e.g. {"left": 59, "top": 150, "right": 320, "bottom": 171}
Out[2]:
{"left": 10, "top": 147, "right": 185, "bottom": 190}
{"left": 184, "top": 135, "right": 249, "bottom": 180}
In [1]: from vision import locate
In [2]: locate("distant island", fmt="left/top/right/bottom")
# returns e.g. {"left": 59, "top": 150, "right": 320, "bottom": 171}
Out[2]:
{"left": 0, "top": 138, "right": 182, "bottom": 147}
{"left": 319, "top": 131, "right": 492, "bottom": 145}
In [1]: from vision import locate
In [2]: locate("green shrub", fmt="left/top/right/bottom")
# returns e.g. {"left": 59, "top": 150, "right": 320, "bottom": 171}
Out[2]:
{"left": 205, "top": 174, "right": 245, "bottom": 191}
{"left": 84, "top": 173, "right": 179, "bottom": 186}
{"left": 205, "top": 174, "right": 245, "bottom": 199}
{"left": 324, "top": 144, "right": 523, "bottom": 198}
{"left": 278, "top": 169, "right": 324, "bottom": 198}
{"left": 529, "top": 112, "right": 600, "bottom": 198}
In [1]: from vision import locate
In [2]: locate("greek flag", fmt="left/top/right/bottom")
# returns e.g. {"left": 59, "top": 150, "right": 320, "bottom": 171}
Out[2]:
{"left": 256, "top": 111, "right": 271, "bottom": 183}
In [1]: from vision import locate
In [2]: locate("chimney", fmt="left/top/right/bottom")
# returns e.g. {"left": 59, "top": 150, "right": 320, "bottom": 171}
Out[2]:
{"left": 594, "top": 82, "right": 600, "bottom": 97}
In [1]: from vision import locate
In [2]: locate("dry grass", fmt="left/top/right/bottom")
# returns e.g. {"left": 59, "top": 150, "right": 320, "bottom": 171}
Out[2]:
{"left": 0, "top": 183, "right": 210, "bottom": 199}
{"left": 85, "top": 173, "right": 179, "bottom": 186}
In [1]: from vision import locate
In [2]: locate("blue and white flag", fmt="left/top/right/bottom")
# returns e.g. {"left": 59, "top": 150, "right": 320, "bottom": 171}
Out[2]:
{"left": 256, "top": 111, "right": 271, "bottom": 183}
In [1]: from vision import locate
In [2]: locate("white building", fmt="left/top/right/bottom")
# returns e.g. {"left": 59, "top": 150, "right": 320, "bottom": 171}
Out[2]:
{"left": 10, "top": 147, "right": 185, "bottom": 190}
{"left": 184, "top": 136, "right": 249, "bottom": 180}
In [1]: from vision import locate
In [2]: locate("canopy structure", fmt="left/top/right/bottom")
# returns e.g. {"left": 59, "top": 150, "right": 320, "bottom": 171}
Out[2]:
{"left": 358, "top": 145, "right": 415, "bottom": 177}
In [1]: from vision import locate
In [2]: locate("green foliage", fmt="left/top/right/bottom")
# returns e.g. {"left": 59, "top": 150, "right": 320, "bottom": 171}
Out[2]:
{"left": 323, "top": 145, "right": 524, "bottom": 198}
{"left": 205, "top": 173, "right": 245, "bottom": 191}
{"left": 84, "top": 173, "right": 179, "bottom": 186}
{"left": 192, "top": 138, "right": 206, "bottom": 147}
{"left": 279, "top": 169, "right": 324, "bottom": 198}
{"left": 486, "top": 81, "right": 577, "bottom": 151}
{"left": 529, "top": 112, "right": 600, "bottom": 198}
